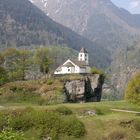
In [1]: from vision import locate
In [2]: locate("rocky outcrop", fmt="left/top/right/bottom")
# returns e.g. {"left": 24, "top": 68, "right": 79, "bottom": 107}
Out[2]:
{"left": 64, "top": 74, "right": 104, "bottom": 102}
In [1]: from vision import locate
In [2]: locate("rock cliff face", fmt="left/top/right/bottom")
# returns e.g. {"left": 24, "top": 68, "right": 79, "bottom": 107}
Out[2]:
{"left": 64, "top": 74, "right": 104, "bottom": 102}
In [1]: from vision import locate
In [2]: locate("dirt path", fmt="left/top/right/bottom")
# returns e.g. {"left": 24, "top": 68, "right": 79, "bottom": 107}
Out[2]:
{"left": 111, "top": 109, "right": 140, "bottom": 114}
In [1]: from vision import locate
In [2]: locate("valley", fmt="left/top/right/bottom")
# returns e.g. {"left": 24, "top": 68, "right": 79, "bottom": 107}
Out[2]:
{"left": 0, "top": 0, "right": 140, "bottom": 139}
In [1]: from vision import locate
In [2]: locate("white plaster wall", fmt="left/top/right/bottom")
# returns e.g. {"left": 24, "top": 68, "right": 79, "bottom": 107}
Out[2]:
{"left": 78, "top": 53, "right": 89, "bottom": 64}
{"left": 54, "top": 66, "right": 90, "bottom": 74}
{"left": 54, "top": 59, "right": 91, "bottom": 74}
{"left": 54, "top": 66, "right": 76, "bottom": 74}
{"left": 79, "top": 68, "right": 86, "bottom": 73}
{"left": 86, "top": 66, "right": 91, "bottom": 73}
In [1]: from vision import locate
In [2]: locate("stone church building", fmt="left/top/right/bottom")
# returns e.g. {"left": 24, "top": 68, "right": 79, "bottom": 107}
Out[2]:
{"left": 54, "top": 48, "right": 91, "bottom": 74}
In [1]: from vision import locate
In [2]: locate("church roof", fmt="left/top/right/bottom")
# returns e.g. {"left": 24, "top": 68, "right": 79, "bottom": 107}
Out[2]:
{"left": 63, "top": 62, "right": 75, "bottom": 67}
{"left": 70, "top": 59, "right": 88, "bottom": 68}
{"left": 55, "top": 66, "right": 62, "bottom": 71}
{"left": 80, "top": 48, "right": 88, "bottom": 53}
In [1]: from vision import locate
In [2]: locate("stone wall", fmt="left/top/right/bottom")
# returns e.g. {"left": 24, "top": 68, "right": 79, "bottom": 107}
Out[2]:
{"left": 64, "top": 74, "right": 104, "bottom": 102}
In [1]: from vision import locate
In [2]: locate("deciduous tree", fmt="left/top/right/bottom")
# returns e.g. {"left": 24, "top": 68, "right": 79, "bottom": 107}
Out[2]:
{"left": 34, "top": 48, "right": 52, "bottom": 74}
{"left": 125, "top": 71, "right": 140, "bottom": 105}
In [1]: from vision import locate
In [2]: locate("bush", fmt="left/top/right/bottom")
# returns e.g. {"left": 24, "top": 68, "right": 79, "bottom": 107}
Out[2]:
{"left": 0, "top": 87, "right": 48, "bottom": 105}
{"left": 133, "top": 119, "right": 140, "bottom": 131}
{"left": 0, "top": 67, "right": 8, "bottom": 85}
{"left": 47, "top": 79, "right": 54, "bottom": 85}
{"left": 125, "top": 71, "right": 140, "bottom": 105}
{"left": 34, "top": 111, "right": 85, "bottom": 139}
{"left": 9, "top": 112, "right": 34, "bottom": 130}
{"left": 0, "top": 128, "right": 25, "bottom": 140}
{"left": 55, "top": 106, "right": 73, "bottom": 115}
{"left": 95, "top": 108, "right": 104, "bottom": 115}
{"left": 62, "top": 116, "right": 85, "bottom": 137}
{"left": 106, "top": 129, "right": 127, "bottom": 140}
{"left": 0, "top": 113, "right": 7, "bottom": 130}
{"left": 91, "top": 67, "right": 106, "bottom": 78}
{"left": 119, "top": 119, "right": 133, "bottom": 129}
{"left": 0, "top": 109, "right": 85, "bottom": 139}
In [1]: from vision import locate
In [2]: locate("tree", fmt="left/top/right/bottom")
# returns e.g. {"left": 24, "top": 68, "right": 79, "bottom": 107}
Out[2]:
{"left": 0, "top": 52, "right": 8, "bottom": 85}
{"left": 3, "top": 48, "right": 20, "bottom": 80}
{"left": 0, "top": 53, "right": 4, "bottom": 65}
{"left": 0, "top": 67, "right": 8, "bottom": 85}
{"left": 125, "top": 71, "right": 140, "bottom": 105}
{"left": 17, "top": 49, "right": 32, "bottom": 80}
{"left": 34, "top": 48, "right": 52, "bottom": 74}
{"left": 3, "top": 48, "right": 32, "bottom": 80}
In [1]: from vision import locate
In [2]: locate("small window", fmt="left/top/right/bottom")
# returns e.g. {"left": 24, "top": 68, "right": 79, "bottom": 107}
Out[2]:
{"left": 85, "top": 58, "right": 87, "bottom": 61}
{"left": 80, "top": 54, "right": 82, "bottom": 57}
{"left": 85, "top": 54, "right": 87, "bottom": 57}
{"left": 68, "top": 68, "right": 70, "bottom": 72}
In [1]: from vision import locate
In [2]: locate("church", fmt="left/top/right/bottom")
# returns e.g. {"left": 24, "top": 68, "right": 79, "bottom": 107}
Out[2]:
{"left": 54, "top": 48, "right": 91, "bottom": 74}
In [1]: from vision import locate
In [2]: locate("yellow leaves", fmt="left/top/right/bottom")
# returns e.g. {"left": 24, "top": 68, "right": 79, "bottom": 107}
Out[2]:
{"left": 125, "top": 71, "right": 140, "bottom": 105}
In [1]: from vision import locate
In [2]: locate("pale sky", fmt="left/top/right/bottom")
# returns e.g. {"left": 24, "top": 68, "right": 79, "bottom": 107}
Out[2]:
{"left": 111, "top": 0, "right": 140, "bottom": 14}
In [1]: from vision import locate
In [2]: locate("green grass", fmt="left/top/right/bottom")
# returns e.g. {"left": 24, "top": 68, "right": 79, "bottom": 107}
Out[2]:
{"left": 0, "top": 101, "right": 140, "bottom": 140}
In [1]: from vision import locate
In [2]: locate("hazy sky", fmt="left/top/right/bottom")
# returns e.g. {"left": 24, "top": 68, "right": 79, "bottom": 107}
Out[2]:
{"left": 111, "top": 0, "right": 140, "bottom": 14}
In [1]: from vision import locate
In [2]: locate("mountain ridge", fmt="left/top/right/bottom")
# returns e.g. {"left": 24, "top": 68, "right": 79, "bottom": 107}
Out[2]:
{"left": 31, "top": 0, "right": 140, "bottom": 52}
{"left": 0, "top": 0, "right": 111, "bottom": 68}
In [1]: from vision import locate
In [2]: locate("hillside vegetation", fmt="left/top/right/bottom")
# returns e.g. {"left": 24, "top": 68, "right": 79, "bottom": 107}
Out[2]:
{"left": 0, "top": 79, "right": 64, "bottom": 105}
{"left": 0, "top": 46, "right": 77, "bottom": 84}
{"left": 0, "top": 0, "right": 110, "bottom": 68}
{"left": 31, "top": 0, "right": 140, "bottom": 98}
{"left": 111, "top": 41, "right": 140, "bottom": 96}
{"left": 125, "top": 71, "right": 140, "bottom": 105}
{"left": 32, "top": 0, "right": 140, "bottom": 52}
{"left": 0, "top": 101, "right": 140, "bottom": 140}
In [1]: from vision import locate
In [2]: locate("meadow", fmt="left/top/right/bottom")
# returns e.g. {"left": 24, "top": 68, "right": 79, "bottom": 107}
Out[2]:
{"left": 0, "top": 101, "right": 140, "bottom": 140}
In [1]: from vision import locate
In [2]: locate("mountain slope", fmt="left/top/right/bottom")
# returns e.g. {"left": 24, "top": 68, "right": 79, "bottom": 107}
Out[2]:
{"left": 31, "top": 0, "right": 140, "bottom": 96}
{"left": 31, "top": 0, "right": 140, "bottom": 52}
{"left": 0, "top": 0, "right": 110, "bottom": 68}
{"left": 111, "top": 41, "right": 140, "bottom": 96}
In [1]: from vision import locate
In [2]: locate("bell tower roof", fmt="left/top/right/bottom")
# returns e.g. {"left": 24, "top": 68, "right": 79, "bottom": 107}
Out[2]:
{"left": 80, "top": 48, "right": 88, "bottom": 53}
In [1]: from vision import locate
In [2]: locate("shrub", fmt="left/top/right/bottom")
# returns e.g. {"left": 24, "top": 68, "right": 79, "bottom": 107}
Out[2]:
{"left": 55, "top": 106, "right": 73, "bottom": 115}
{"left": 119, "top": 119, "right": 133, "bottom": 129}
{"left": 0, "top": 109, "right": 85, "bottom": 139}
{"left": 47, "top": 79, "right": 54, "bottom": 85}
{"left": 35, "top": 111, "right": 85, "bottom": 138}
{"left": 106, "top": 129, "right": 127, "bottom": 140}
{"left": 91, "top": 67, "right": 105, "bottom": 77}
{"left": 0, "top": 113, "right": 7, "bottom": 130}
{"left": 0, "top": 87, "right": 47, "bottom": 105}
{"left": 133, "top": 119, "right": 140, "bottom": 131}
{"left": 125, "top": 71, "right": 140, "bottom": 105}
{"left": 95, "top": 108, "right": 104, "bottom": 115}
{"left": 0, "top": 67, "right": 8, "bottom": 85}
{"left": 62, "top": 116, "right": 85, "bottom": 137}
{"left": 0, "top": 128, "right": 25, "bottom": 140}
{"left": 9, "top": 113, "right": 34, "bottom": 130}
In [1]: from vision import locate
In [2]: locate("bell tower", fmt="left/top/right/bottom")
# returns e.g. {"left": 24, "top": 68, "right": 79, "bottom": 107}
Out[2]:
{"left": 78, "top": 48, "right": 89, "bottom": 65}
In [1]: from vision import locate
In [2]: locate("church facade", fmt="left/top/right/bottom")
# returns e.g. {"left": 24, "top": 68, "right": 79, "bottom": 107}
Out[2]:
{"left": 54, "top": 48, "right": 91, "bottom": 74}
